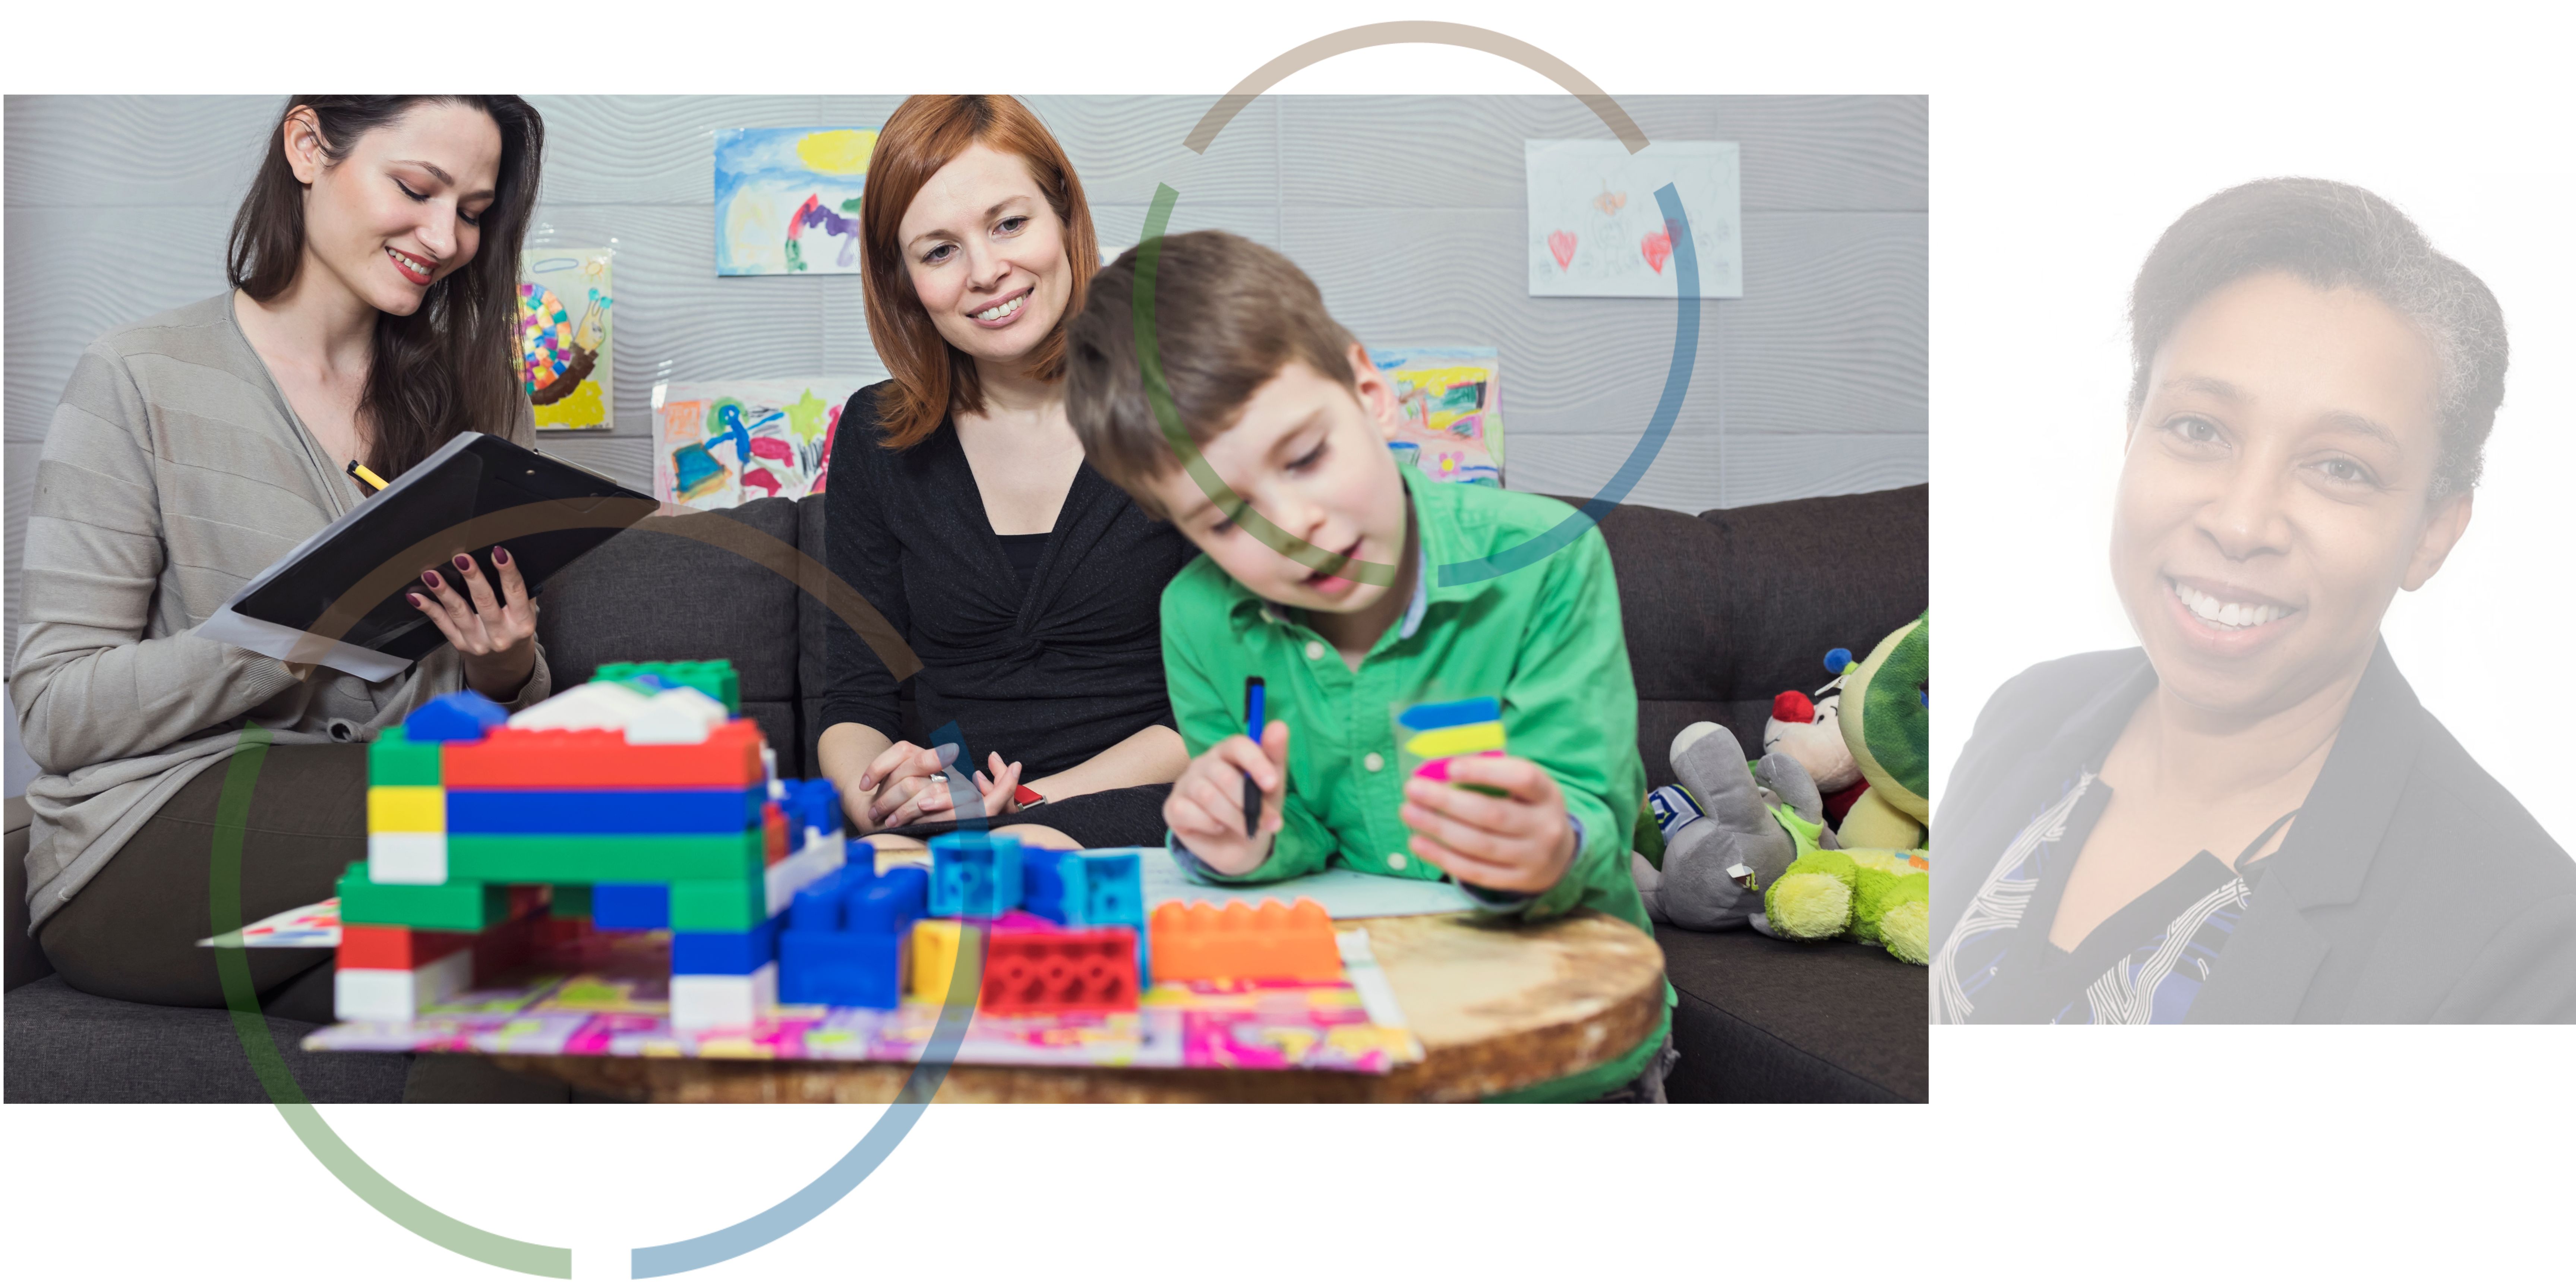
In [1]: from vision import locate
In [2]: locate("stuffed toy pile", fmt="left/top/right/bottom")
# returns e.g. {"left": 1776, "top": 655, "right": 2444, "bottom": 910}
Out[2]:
{"left": 1632, "top": 612, "right": 1931, "bottom": 965}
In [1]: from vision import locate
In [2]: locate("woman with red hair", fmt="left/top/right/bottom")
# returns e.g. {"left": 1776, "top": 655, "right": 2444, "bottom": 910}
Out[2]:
{"left": 817, "top": 96, "right": 1192, "bottom": 847}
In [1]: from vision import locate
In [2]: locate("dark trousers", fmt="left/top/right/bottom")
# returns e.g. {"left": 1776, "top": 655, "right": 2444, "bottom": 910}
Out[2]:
{"left": 880, "top": 782, "right": 1173, "bottom": 848}
{"left": 38, "top": 743, "right": 364, "bottom": 1025}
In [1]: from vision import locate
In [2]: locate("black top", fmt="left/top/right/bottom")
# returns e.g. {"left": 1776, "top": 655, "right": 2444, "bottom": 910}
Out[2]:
{"left": 1944, "top": 764, "right": 2296, "bottom": 1024}
{"left": 996, "top": 532, "right": 1049, "bottom": 588}
{"left": 1934, "top": 640, "right": 2576, "bottom": 1023}
{"left": 819, "top": 382, "right": 1196, "bottom": 779}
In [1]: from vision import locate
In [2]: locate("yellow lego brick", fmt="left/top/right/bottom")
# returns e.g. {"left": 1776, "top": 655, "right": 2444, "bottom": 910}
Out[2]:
{"left": 907, "top": 919, "right": 964, "bottom": 1004}
{"left": 367, "top": 786, "right": 445, "bottom": 834}
{"left": 1402, "top": 720, "right": 1506, "bottom": 759}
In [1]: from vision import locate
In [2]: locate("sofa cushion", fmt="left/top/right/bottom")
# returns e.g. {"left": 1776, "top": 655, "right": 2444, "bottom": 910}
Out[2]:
{"left": 1592, "top": 485, "right": 1927, "bottom": 786}
{"left": 3, "top": 975, "right": 409, "bottom": 1103}
{"left": 538, "top": 498, "right": 806, "bottom": 774}
{"left": 1655, "top": 924, "right": 1927, "bottom": 1102}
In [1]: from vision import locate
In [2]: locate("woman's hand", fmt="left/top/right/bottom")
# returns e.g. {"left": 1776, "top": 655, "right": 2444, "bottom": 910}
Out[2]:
{"left": 408, "top": 547, "right": 537, "bottom": 701}
{"left": 852, "top": 743, "right": 1024, "bottom": 832}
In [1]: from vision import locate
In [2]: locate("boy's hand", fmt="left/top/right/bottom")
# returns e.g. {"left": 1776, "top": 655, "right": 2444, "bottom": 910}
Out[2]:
{"left": 1165, "top": 721, "right": 1289, "bottom": 876}
{"left": 1399, "top": 754, "right": 1579, "bottom": 895}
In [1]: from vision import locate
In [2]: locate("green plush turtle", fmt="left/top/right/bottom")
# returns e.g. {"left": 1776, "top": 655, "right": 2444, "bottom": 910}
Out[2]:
{"left": 1836, "top": 612, "right": 1929, "bottom": 849}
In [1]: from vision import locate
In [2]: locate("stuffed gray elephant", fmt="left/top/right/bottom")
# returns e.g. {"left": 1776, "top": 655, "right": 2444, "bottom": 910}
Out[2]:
{"left": 1632, "top": 722, "right": 1826, "bottom": 932}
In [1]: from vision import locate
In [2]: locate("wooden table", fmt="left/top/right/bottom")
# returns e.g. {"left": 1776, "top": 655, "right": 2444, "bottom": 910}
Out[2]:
{"left": 492, "top": 910, "right": 1665, "bottom": 1103}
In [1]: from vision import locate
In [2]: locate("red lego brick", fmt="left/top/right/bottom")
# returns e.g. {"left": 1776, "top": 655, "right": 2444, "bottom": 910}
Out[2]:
{"left": 980, "top": 924, "right": 1140, "bottom": 1013}
{"left": 441, "top": 720, "right": 764, "bottom": 789}
{"left": 1148, "top": 899, "right": 1342, "bottom": 984}
{"left": 763, "top": 801, "right": 789, "bottom": 864}
{"left": 338, "top": 924, "right": 476, "bottom": 970}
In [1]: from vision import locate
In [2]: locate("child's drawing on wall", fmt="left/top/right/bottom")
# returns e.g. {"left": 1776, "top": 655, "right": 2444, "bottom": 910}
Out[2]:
{"left": 1374, "top": 345, "right": 1503, "bottom": 486}
{"left": 518, "top": 248, "right": 613, "bottom": 429}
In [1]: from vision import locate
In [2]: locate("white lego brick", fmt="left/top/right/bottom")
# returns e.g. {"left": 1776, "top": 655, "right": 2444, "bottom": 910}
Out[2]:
{"left": 622, "top": 687, "right": 727, "bottom": 745}
{"left": 765, "top": 833, "right": 847, "bottom": 916}
{"left": 506, "top": 680, "right": 653, "bottom": 731}
{"left": 670, "top": 963, "right": 777, "bottom": 1032}
{"left": 333, "top": 948, "right": 472, "bottom": 1022}
{"left": 366, "top": 831, "right": 448, "bottom": 885}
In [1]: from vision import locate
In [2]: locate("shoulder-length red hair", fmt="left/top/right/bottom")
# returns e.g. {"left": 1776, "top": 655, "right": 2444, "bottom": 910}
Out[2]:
{"left": 861, "top": 95, "right": 1099, "bottom": 450}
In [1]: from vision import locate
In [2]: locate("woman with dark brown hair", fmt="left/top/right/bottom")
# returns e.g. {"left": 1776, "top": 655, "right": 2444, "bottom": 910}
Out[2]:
{"left": 817, "top": 95, "right": 1192, "bottom": 848}
{"left": 12, "top": 96, "right": 553, "bottom": 1023}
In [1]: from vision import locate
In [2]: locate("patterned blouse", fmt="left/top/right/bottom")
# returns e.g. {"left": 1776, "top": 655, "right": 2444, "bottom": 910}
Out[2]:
{"left": 1931, "top": 770, "right": 2293, "bottom": 1024}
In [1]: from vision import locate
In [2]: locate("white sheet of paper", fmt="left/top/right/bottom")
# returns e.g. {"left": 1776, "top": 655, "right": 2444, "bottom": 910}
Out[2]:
{"left": 1139, "top": 847, "right": 1480, "bottom": 919}
{"left": 1526, "top": 139, "right": 1742, "bottom": 299}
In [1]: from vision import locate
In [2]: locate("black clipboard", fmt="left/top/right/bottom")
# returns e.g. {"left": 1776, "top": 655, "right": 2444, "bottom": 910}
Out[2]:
{"left": 199, "top": 432, "right": 655, "bottom": 681}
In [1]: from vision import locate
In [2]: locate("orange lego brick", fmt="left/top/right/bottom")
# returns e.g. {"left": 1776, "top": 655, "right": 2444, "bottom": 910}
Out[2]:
{"left": 441, "top": 719, "right": 764, "bottom": 788}
{"left": 1146, "top": 898, "right": 1342, "bottom": 984}
{"left": 763, "top": 801, "right": 788, "bottom": 864}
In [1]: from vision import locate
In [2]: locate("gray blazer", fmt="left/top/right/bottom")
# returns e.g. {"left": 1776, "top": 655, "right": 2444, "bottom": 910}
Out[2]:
{"left": 1933, "top": 641, "right": 2576, "bottom": 1022}
{"left": 9, "top": 293, "right": 552, "bottom": 928}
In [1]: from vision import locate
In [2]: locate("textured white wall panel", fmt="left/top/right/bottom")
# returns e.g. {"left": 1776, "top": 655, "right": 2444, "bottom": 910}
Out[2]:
{"left": 4, "top": 94, "right": 1925, "bottom": 672}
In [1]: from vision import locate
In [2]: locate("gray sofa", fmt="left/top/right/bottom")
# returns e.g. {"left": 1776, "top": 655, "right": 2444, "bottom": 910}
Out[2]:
{"left": 6, "top": 484, "right": 1928, "bottom": 1103}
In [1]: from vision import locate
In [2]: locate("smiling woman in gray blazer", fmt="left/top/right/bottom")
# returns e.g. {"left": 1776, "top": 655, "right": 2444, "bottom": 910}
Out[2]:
{"left": 1931, "top": 178, "right": 2575, "bottom": 1024}
{"left": 10, "top": 97, "right": 555, "bottom": 1023}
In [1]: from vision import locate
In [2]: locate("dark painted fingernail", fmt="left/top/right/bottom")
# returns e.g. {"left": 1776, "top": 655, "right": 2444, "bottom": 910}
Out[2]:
{"left": 453, "top": 554, "right": 473, "bottom": 572}
{"left": 491, "top": 546, "right": 510, "bottom": 566}
{"left": 407, "top": 593, "right": 423, "bottom": 607}
{"left": 422, "top": 570, "right": 442, "bottom": 588}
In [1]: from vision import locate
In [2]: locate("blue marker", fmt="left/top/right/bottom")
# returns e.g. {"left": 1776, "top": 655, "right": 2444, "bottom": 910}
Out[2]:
{"left": 1243, "top": 676, "right": 1266, "bottom": 836}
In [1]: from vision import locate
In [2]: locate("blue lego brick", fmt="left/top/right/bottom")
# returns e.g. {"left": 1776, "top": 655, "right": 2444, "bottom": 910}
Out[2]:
{"left": 671, "top": 917, "right": 780, "bottom": 976}
{"left": 777, "top": 928, "right": 905, "bottom": 1008}
{"left": 851, "top": 866, "right": 928, "bottom": 935}
{"left": 591, "top": 883, "right": 670, "bottom": 929}
{"left": 789, "top": 866, "right": 865, "bottom": 932}
{"left": 927, "top": 832, "right": 1022, "bottom": 918}
{"left": 444, "top": 787, "right": 763, "bottom": 834}
{"left": 787, "top": 865, "right": 926, "bottom": 939}
{"left": 1061, "top": 848, "right": 1146, "bottom": 929}
{"left": 404, "top": 690, "right": 509, "bottom": 742}
{"left": 1399, "top": 696, "right": 1503, "bottom": 730}
{"left": 1020, "top": 848, "right": 1070, "bottom": 922}
{"left": 776, "top": 778, "right": 844, "bottom": 843}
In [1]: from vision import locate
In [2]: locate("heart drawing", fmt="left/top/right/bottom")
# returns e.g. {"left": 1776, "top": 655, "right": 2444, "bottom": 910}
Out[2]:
{"left": 1640, "top": 229, "right": 1673, "bottom": 275}
{"left": 1548, "top": 230, "right": 1578, "bottom": 271}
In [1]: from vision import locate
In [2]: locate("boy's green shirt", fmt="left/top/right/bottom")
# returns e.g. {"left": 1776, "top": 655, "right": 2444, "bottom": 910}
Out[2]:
{"left": 1159, "top": 467, "right": 1669, "bottom": 1099}
{"left": 1159, "top": 465, "right": 1651, "bottom": 933}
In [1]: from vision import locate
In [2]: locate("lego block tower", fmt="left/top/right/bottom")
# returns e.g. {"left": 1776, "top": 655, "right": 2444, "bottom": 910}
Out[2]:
{"left": 338, "top": 661, "right": 851, "bottom": 1031}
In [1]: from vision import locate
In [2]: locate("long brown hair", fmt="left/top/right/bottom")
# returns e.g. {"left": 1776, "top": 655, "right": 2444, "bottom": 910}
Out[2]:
{"left": 227, "top": 95, "right": 546, "bottom": 480}
{"left": 861, "top": 95, "right": 1099, "bottom": 450}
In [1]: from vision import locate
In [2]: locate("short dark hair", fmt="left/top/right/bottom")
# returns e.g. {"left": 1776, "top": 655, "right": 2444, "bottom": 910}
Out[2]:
{"left": 1064, "top": 230, "right": 1359, "bottom": 517}
{"left": 2127, "top": 177, "right": 2508, "bottom": 497}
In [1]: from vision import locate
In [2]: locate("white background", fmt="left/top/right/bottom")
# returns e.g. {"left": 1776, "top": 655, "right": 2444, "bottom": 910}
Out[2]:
{"left": 1933, "top": 40, "right": 2576, "bottom": 845}
{"left": 4, "top": 2, "right": 2572, "bottom": 1285}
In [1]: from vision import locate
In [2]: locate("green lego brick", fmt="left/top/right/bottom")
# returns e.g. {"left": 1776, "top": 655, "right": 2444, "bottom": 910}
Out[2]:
{"left": 444, "top": 830, "right": 765, "bottom": 886}
{"left": 669, "top": 877, "right": 766, "bottom": 930}
{"left": 337, "top": 862, "right": 507, "bottom": 931}
{"left": 550, "top": 883, "right": 593, "bottom": 919}
{"left": 595, "top": 660, "right": 739, "bottom": 715}
{"left": 366, "top": 729, "right": 443, "bottom": 786}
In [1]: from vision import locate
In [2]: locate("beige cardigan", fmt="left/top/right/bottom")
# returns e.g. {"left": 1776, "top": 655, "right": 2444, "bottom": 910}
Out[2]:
{"left": 10, "top": 293, "right": 552, "bottom": 928}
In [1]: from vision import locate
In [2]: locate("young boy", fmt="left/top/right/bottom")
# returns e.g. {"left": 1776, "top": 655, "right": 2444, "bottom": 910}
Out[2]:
{"left": 1062, "top": 230, "right": 1672, "bottom": 1102}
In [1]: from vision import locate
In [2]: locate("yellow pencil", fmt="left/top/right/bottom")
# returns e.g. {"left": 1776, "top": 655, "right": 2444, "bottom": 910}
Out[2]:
{"left": 345, "top": 460, "right": 390, "bottom": 492}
